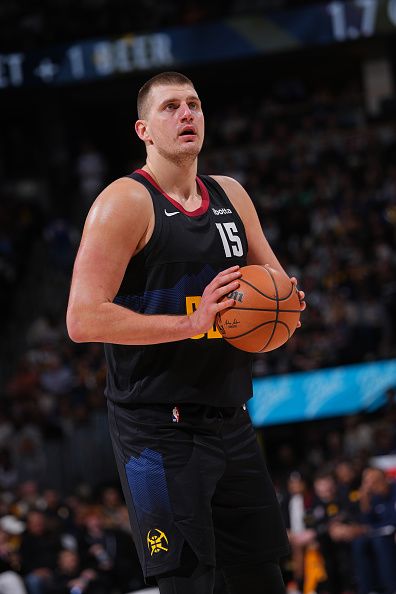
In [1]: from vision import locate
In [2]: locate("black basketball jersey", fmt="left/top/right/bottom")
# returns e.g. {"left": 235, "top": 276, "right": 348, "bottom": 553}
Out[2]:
{"left": 104, "top": 169, "right": 252, "bottom": 406}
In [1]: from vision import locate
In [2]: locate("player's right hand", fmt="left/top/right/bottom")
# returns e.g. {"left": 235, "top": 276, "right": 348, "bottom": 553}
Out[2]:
{"left": 189, "top": 266, "right": 241, "bottom": 335}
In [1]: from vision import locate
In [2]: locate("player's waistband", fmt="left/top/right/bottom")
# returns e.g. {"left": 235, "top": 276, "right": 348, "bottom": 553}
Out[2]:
{"left": 107, "top": 400, "right": 246, "bottom": 422}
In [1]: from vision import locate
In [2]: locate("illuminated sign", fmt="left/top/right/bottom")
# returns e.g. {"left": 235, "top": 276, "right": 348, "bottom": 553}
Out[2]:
{"left": 1, "top": 0, "right": 396, "bottom": 89}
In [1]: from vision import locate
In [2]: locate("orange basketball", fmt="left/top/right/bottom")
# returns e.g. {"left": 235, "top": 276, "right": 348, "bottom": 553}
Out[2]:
{"left": 216, "top": 265, "right": 301, "bottom": 353}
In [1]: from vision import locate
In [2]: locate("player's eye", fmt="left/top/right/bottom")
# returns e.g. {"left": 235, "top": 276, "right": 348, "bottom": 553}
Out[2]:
{"left": 165, "top": 103, "right": 177, "bottom": 110}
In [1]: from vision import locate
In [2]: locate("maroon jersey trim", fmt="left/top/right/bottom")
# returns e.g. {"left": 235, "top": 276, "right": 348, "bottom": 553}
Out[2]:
{"left": 135, "top": 169, "right": 209, "bottom": 217}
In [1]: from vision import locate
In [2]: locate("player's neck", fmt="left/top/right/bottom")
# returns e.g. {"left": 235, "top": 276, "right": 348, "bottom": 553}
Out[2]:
{"left": 143, "top": 157, "right": 199, "bottom": 205}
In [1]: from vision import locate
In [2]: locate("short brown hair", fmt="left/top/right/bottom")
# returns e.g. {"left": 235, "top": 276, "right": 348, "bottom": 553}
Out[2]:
{"left": 137, "top": 71, "right": 195, "bottom": 119}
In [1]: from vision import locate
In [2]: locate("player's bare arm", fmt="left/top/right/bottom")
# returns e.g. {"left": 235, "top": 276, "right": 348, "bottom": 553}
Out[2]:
{"left": 66, "top": 178, "right": 240, "bottom": 345}
{"left": 213, "top": 175, "right": 306, "bottom": 314}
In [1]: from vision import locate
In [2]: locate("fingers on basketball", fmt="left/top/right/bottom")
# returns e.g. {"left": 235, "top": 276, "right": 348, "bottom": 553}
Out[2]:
{"left": 216, "top": 265, "right": 301, "bottom": 353}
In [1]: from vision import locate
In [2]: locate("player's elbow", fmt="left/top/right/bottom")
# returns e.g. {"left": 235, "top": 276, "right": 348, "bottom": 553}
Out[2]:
{"left": 66, "top": 306, "right": 91, "bottom": 343}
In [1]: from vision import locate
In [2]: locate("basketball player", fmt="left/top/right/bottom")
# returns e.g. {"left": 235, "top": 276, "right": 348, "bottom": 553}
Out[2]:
{"left": 67, "top": 72, "right": 306, "bottom": 594}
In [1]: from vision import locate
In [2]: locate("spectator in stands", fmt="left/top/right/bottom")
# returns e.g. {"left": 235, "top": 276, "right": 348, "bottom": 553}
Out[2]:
{"left": 307, "top": 470, "right": 357, "bottom": 594}
{"left": 19, "top": 509, "right": 62, "bottom": 594}
{"left": 0, "top": 515, "right": 27, "bottom": 594}
{"left": 12, "top": 481, "right": 43, "bottom": 518}
{"left": 78, "top": 506, "right": 143, "bottom": 593}
{"left": 46, "top": 549, "right": 106, "bottom": 594}
{"left": 98, "top": 486, "right": 125, "bottom": 531}
{"left": 41, "top": 489, "right": 73, "bottom": 533}
{"left": 334, "top": 459, "right": 361, "bottom": 517}
{"left": 281, "top": 471, "right": 315, "bottom": 591}
{"left": 352, "top": 467, "right": 396, "bottom": 594}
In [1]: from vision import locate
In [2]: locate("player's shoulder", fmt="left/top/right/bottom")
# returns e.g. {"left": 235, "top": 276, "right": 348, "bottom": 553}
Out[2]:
{"left": 208, "top": 175, "right": 255, "bottom": 221}
{"left": 209, "top": 175, "right": 244, "bottom": 192}
{"left": 88, "top": 175, "right": 152, "bottom": 220}
{"left": 209, "top": 175, "right": 250, "bottom": 204}
{"left": 97, "top": 175, "right": 151, "bottom": 206}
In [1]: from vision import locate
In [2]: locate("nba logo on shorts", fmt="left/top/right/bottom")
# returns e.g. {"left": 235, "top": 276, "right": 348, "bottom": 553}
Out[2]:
{"left": 172, "top": 406, "right": 180, "bottom": 423}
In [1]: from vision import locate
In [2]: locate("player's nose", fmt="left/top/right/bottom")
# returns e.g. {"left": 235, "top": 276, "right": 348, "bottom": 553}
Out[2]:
{"left": 179, "top": 103, "right": 194, "bottom": 121}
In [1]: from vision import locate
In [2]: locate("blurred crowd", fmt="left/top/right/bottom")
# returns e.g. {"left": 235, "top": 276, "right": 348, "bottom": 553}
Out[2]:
{"left": 0, "top": 402, "right": 393, "bottom": 593}
{"left": 262, "top": 394, "right": 396, "bottom": 594}
{"left": 279, "top": 461, "right": 396, "bottom": 594}
{"left": 0, "top": 482, "right": 146, "bottom": 594}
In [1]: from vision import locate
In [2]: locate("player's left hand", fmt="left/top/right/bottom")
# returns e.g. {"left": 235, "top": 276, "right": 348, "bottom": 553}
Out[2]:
{"left": 290, "top": 277, "right": 306, "bottom": 328}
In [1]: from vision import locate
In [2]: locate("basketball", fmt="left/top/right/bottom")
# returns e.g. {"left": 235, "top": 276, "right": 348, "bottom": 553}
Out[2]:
{"left": 216, "top": 265, "right": 301, "bottom": 353}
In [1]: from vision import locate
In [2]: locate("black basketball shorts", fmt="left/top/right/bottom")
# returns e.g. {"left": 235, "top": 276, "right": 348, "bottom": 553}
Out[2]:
{"left": 107, "top": 400, "right": 290, "bottom": 580}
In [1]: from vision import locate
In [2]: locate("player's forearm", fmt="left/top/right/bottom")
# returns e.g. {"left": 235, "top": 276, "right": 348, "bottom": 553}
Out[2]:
{"left": 67, "top": 301, "right": 195, "bottom": 345}
{"left": 262, "top": 255, "right": 288, "bottom": 277}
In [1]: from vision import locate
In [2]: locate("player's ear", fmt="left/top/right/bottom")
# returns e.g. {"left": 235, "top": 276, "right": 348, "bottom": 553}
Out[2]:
{"left": 135, "top": 120, "right": 152, "bottom": 143}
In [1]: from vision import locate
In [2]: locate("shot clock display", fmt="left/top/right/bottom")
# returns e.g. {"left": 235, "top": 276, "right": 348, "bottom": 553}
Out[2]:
{"left": 1, "top": 0, "right": 395, "bottom": 90}
{"left": 327, "top": 0, "right": 396, "bottom": 41}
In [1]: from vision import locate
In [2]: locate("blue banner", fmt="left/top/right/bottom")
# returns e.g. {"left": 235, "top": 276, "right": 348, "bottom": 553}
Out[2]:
{"left": 1, "top": 0, "right": 396, "bottom": 89}
{"left": 248, "top": 359, "right": 396, "bottom": 426}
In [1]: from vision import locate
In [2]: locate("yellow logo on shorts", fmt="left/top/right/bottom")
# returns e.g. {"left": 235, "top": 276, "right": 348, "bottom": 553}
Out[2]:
{"left": 147, "top": 528, "right": 169, "bottom": 556}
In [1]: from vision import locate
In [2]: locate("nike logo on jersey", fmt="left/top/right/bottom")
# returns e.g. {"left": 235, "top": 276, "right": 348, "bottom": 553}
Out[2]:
{"left": 212, "top": 208, "right": 232, "bottom": 215}
{"left": 164, "top": 210, "right": 181, "bottom": 217}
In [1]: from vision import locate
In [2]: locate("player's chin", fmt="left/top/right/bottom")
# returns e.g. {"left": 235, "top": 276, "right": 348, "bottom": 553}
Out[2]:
{"left": 178, "top": 144, "right": 202, "bottom": 157}
{"left": 178, "top": 136, "right": 202, "bottom": 149}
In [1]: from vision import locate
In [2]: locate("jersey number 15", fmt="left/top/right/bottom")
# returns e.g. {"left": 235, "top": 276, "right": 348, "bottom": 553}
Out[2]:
{"left": 215, "top": 222, "right": 243, "bottom": 258}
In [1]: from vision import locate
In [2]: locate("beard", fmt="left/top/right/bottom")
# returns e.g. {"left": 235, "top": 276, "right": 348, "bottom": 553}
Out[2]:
{"left": 157, "top": 140, "right": 202, "bottom": 166}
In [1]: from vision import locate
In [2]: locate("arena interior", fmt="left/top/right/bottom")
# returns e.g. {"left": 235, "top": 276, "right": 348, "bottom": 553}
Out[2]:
{"left": 0, "top": 0, "right": 396, "bottom": 593}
